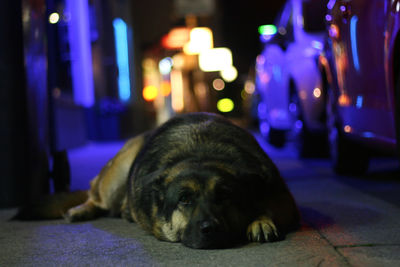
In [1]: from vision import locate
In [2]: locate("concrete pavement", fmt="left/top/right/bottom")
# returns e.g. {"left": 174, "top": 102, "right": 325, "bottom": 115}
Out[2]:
{"left": 1, "top": 136, "right": 399, "bottom": 266}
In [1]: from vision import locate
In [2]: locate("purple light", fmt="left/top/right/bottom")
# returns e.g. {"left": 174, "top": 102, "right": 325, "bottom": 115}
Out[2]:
{"left": 260, "top": 35, "right": 273, "bottom": 43}
{"left": 295, "top": 120, "right": 303, "bottom": 129}
{"left": 325, "top": 14, "right": 332, "bottom": 22}
{"left": 258, "top": 103, "right": 268, "bottom": 119}
{"left": 260, "top": 122, "right": 270, "bottom": 136}
{"left": 289, "top": 103, "right": 297, "bottom": 113}
{"left": 327, "top": 0, "right": 335, "bottom": 10}
{"left": 66, "top": 0, "right": 95, "bottom": 107}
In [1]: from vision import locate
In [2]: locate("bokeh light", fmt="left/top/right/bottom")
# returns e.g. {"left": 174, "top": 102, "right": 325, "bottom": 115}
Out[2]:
{"left": 49, "top": 12, "right": 60, "bottom": 24}
{"left": 313, "top": 88, "right": 322, "bottom": 98}
{"left": 160, "top": 81, "right": 171, "bottom": 96}
{"left": 217, "top": 98, "right": 234, "bottom": 113}
{"left": 212, "top": 78, "right": 225, "bottom": 91}
{"left": 220, "top": 66, "right": 238, "bottom": 82}
{"left": 142, "top": 85, "right": 158, "bottom": 101}
{"left": 199, "top": 48, "right": 233, "bottom": 72}
{"left": 159, "top": 57, "right": 173, "bottom": 75}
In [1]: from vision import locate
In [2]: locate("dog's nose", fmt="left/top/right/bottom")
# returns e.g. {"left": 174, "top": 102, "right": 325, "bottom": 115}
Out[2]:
{"left": 199, "top": 220, "right": 216, "bottom": 234}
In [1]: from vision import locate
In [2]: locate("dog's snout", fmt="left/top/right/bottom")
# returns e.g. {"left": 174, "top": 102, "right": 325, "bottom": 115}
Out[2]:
{"left": 199, "top": 220, "right": 218, "bottom": 234}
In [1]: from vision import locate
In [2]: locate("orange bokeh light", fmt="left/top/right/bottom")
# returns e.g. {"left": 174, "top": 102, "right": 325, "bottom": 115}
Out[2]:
{"left": 142, "top": 85, "right": 158, "bottom": 101}
{"left": 160, "top": 81, "right": 171, "bottom": 96}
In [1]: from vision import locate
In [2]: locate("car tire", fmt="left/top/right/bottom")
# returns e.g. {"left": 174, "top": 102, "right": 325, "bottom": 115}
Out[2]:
{"left": 268, "top": 127, "right": 286, "bottom": 148}
{"left": 326, "top": 90, "right": 369, "bottom": 175}
{"left": 289, "top": 87, "right": 327, "bottom": 158}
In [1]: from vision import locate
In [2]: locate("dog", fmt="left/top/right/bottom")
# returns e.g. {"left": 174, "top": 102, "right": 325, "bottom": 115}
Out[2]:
{"left": 19, "top": 112, "right": 300, "bottom": 249}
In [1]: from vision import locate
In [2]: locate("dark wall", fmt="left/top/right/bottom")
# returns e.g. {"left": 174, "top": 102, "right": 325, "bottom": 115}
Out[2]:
{"left": 0, "top": 0, "right": 51, "bottom": 207}
{"left": 0, "top": 0, "right": 29, "bottom": 207}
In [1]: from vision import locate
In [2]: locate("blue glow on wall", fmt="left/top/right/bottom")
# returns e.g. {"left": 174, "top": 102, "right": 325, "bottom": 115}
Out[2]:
{"left": 356, "top": 95, "right": 363, "bottom": 108}
{"left": 113, "top": 18, "right": 131, "bottom": 102}
{"left": 350, "top": 16, "right": 360, "bottom": 72}
{"left": 66, "top": 0, "right": 95, "bottom": 107}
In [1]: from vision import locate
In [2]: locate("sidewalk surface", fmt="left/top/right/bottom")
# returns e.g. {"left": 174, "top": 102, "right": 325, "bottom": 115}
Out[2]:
{"left": 1, "top": 136, "right": 399, "bottom": 266}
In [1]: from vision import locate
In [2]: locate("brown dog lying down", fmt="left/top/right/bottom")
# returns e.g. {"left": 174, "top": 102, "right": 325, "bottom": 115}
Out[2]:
{"left": 16, "top": 113, "right": 300, "bottom": 249}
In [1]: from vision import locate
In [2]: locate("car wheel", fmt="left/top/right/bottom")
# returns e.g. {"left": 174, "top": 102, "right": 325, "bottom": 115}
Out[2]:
{"left": 326, "top": 90, "right": 369, "bottom": 175}
{"left": 289, "top": 88, "right": 327, "bottom": 158}
{"left": 268, "top": 127, "right": 286, "bottom": 148}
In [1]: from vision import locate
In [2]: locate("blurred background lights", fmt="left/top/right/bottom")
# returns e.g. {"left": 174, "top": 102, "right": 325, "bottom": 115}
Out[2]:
{"left": 49, "top": 12, "right": 60, "bottom": 24}
{"left": 159, "top": 57, "right": 173, "bottom": 75}
{"left": 161, "top": 27, "right": 190, "bottom": 49}
{"left": 278, "top": 26, "right": 287, "bottom": 35}
{"left": 258, "top": 24, "right": 277, "bottom": 36}
{"left": 142, "top": 58, "right": 156, "bottom": 70}
{"left": 295, "top": 120, "right": 303, "bottom": 129}
{"left": 199, "top": 47, "right": 233, "bottom": 72}
{"left": 260, "top": 121, "right": 270, "bottom": 136}
{"left": 311, "top": 41, "right": 323, "bottom": 50}
{"left": 313, "top": 87, "right": 322, "bottom": 98}
{"left": 220, "top": 65, "right": 238, "bottom": 82}
{"left": 217, "top": 98, "right": 234, "bottom": 113}
{"left": 172, "top": 54, "right": 184, "bottom": 70}
{"left": 160, "top": 81, "right": 171, "bottom": 96}
{"left": 244, "top": 80, "right": 255, "bottom": 94}
{"left": 212, "top": 78, "right": 225, "bottom": 91}
{"left": 113, "top": 18, "right": 131, "bottom": 101}
{"left": 142, "top": 85, "right": 158, "bottom": 101}
{"left": 171, "top": 70, "right": 184, "bottom": 112}
{"left": 184, "top": 27, "right": 213, "bottom": 55}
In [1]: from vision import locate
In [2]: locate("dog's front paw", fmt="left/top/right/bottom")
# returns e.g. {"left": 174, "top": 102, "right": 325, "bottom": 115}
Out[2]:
{"left": 63, "top": 202, "right": 106, "bottom": 223}
{"left": 247, "top": 216, "right": 283, "bottom": 242}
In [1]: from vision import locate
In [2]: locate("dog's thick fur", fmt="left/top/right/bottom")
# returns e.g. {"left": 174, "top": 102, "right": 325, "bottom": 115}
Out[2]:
{"left": 22, "top": 113, "right": 300, "bottom": 249}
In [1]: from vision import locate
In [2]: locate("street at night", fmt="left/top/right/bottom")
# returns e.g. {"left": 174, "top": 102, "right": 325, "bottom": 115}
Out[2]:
{"left": 2, "top": 0, "right": 400, "bottom": 265}
{"left": 1, "top": 136, "right": 399, "bottom": 266}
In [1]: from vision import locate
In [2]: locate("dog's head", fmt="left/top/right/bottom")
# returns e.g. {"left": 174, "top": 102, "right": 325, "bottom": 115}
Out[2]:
{"left": 152, "top": 163, "right": 263, "bottom": 249}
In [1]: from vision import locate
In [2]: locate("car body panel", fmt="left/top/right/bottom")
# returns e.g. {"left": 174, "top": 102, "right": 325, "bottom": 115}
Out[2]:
{"left": 256, "top": 0, "right": 328, "bottom": 133}
{"left": 323, "top": 0, "right": 399, "bottom": 151}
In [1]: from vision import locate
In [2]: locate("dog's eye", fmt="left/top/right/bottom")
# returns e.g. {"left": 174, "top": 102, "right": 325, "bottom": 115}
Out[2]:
{"left": 178, "top": 194, "right": 192, "bottom": 206}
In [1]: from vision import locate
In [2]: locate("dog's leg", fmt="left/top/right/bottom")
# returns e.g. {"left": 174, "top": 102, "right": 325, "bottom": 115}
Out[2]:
{"left": 64, "top": 134, "right": 147, "bottom": 222}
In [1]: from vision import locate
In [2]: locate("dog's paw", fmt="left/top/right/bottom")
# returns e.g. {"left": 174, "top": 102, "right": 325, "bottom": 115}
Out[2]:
{"left": 63, "top": 202, "right": 105, "bottom": 223}
{"left": 63, "top": 206, "right": 85, "bottom": 223}
{"left": 247, "top": 216, "right": 283, "bottom": 242}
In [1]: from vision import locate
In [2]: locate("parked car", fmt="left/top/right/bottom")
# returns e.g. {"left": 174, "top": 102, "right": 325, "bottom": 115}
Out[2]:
{"left": 255, "top": 0, "right": 329, "bottom": 157}
{"left": 319, "top": 0, "right": 400, "bottom": 174}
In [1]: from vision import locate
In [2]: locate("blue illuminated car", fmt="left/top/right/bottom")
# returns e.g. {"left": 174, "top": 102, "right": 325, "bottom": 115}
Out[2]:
{"left": 255, "top": 0, "right": 329, "bottom": 156}
{"left": 319, "top": 0, "right": 400, "bottom": 174}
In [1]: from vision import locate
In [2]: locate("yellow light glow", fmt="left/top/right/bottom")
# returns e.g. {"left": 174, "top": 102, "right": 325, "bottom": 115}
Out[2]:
{"left": 220, "top": 66, "right": 238, "bottom": 82}
{"left": 217, "top": 98, "right": 234, "bottom": 113}
{"left": 171, "top": 70, "right": 184, "bottom": 112}
{"left": 212, "top": 78, "right": 225, "bottom": 91}
{"left": 199, "top": 48, "right": 233, "bottom": 72}
{"left": 160, "top": 81, "right": 171, "bottom": 96}
{"left": 142, "top": 85, "right": 158, "bottom": 101}
{"left": 241, "top": 89, "right": 247, "bottom": 100}
{"left": 344, "top": 125, "right": 351, "bottom": 133}
{"left": 49, "top": 13, "right": 60, "bottom": 24}
{"left": 313, "top": 87, "right": 322, "bottom": 98}
{"left": 183, "top": 27, "right": 214, "bottom": 55}
{"left": 172, "top": 54, "right": 185, "bottom": 70}
{"left": 338, "top": 94, "right": 351, "bottom": 106}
